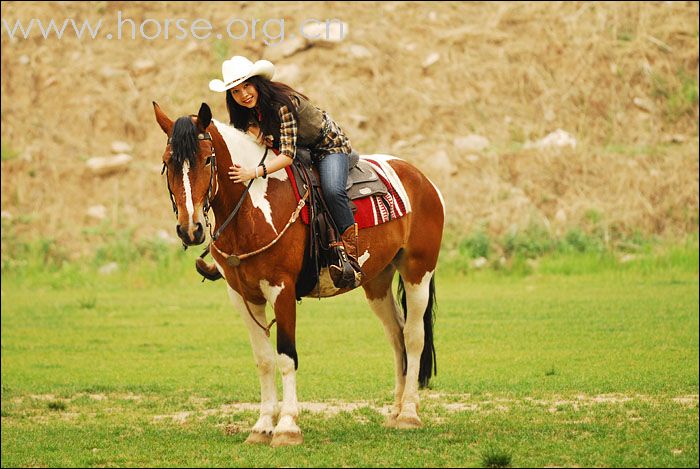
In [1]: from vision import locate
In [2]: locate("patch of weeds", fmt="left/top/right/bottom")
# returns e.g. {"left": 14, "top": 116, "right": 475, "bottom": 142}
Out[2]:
{"left": 545, "top": 367, "right": 557, "bottom": 377}
{"left": 1, "top": 145, "right": 19, "bottom": 161}
{"left": 481, "top": 445, "right": 513, "bottom": 468}
{"left": 78, "top": 295, "right": 97, "bottom": 309}
{"left": 502, "top": 223, "right": 554, "bottom": 259}
{"left": 47, "top": 401, "right": 67, "bottom": 411}
{"left": 213, "top": 39, "right": 229, "bottom": 61}
{"left": 460, "top": 230, "right": 490, "bottom": 259}
{"left": 667, "top": 70, "right": 698, "bottom": 121}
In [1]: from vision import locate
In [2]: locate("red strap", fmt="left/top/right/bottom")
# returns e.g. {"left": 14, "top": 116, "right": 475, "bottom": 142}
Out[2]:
{"left": 284, "top": 166, "right": 309, "bottom": 224}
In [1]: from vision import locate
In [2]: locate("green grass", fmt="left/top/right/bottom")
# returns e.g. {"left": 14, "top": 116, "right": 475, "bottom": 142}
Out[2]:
{"left": 1, "top": 243, "right": 698, "bottom": 467}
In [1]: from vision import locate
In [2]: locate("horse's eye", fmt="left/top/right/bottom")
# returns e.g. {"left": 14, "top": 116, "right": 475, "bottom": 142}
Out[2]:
{"left": 204, "top": 156, "right": 212, "bottom": 166}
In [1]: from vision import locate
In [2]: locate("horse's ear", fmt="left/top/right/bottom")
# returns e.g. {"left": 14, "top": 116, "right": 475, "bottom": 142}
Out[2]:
{"left": 197, "top": 102, "right": 212, "bottom": 132}
{"left": 153, "top": 101, "right": 173, "bottom": 135}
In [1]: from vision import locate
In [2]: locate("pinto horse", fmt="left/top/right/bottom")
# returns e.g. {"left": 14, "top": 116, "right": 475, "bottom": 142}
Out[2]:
{"left": 153, "top": 102, "right": 445, "bottom": 446}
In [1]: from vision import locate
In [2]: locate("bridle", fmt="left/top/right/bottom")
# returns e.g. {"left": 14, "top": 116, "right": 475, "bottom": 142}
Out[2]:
{"left": 161, "top": 131, "right": 218, "bottom": 249}
{"left": 162, "top": 130, "right": 271, "bottom": 250}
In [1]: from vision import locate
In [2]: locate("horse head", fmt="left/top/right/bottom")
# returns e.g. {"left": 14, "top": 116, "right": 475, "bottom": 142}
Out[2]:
{"left": 153, "top": 101, "right": 217, "bottom": 246}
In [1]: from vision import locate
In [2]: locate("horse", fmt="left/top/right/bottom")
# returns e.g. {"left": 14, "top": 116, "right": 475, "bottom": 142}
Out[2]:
{"left": 153, "top": 101, "right": 445, "bottom": 447}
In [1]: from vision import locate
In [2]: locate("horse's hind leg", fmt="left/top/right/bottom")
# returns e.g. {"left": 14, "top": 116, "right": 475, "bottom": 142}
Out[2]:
{"left": 226, "top": 286, "right": 277, "bottom": 444}
{"left": 362, "top": 264, "right": 406, "bottom": 427}
{"left": 396, "top": 264, "right": 436, "bottom": 429}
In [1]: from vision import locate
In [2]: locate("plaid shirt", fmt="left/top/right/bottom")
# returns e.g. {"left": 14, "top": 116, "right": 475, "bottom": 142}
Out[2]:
{"left": 274, "top": 97, "right": 353, "bottom": 160}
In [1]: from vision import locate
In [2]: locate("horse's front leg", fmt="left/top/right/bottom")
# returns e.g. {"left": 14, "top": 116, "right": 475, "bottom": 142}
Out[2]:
{"left": 226, "top": 286, "right": 277, "bottom": 444}
{"left": 262, "top": 280, "right": 304, "bottom": 447}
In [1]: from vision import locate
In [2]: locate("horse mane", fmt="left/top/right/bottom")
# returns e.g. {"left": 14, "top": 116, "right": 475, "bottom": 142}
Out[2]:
{"left": 171, "top": 116, "right": 198, "bottom": 168}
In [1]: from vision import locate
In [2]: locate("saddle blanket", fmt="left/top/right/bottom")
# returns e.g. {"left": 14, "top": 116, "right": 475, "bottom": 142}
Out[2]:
{"left": 285, "top": 156, "right": 412, "bottom": 229}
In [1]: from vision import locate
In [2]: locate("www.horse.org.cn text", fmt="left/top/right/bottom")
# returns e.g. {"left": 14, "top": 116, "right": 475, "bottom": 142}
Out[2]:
{"left": 1, "top": 12, "right": 348, "bottom": 45}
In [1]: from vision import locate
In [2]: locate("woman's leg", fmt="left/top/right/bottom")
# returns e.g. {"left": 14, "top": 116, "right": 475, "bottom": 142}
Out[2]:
{"left": 316, "top": 153, "right": 354, "bottom": 233}
{"left": 316, "top": 153, "right": 364, "bottom": 288}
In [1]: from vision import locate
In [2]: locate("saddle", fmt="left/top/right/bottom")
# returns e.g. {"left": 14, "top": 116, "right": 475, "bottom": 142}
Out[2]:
{"left": 291, "top": 149, "right": 388, "bottom": 300}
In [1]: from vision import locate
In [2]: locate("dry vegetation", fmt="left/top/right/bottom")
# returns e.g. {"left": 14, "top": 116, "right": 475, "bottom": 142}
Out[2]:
{"left": 1, "top": 1, "right": 698, "bottom": 259}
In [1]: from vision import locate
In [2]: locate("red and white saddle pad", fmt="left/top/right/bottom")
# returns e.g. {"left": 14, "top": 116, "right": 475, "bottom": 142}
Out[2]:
{"left": 285, "top": 155, "right": 411, "bottom": 229}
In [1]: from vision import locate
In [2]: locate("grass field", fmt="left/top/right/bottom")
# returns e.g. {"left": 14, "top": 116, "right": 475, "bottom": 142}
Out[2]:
{"left": 1, "top": 244, "right": 698, "bottom": 467}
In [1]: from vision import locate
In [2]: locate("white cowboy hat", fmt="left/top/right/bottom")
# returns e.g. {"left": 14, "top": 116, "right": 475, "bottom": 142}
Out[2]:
{"left": 208, "top": 56, "right": 275, "bottom": 93}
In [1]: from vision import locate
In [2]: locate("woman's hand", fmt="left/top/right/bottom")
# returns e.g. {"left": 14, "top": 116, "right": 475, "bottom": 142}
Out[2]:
{"left": 228, "top": 164, "right": 256, "bottom": 183}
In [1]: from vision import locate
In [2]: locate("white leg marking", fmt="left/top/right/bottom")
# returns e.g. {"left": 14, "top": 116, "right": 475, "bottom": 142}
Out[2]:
{"left": 400, "top": 270, "right": 434, "bottom": 424}
{"left": 367, "top": 292, "right": 406, "bottom": 419}
{"left": 226, "top": 286, "right": 277, "bottom": 435}
{"left": 275, "top": 353, "right": 301, "bottom": 434}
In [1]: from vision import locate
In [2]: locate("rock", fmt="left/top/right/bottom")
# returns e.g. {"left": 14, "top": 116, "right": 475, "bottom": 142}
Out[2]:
{"left": 132, "top": 58, "right": 156, "bottom": 74}
{"left": 86, "top": 154, "right": 133, "bottom": 176}
{"left": 302, "top": 21, "right": 348, "bottom": 42}
{"left": 349, "top": 113, "right": 369, "bottom": 128}
{"left": 454, "top": 135, "right": 490, "bottom": 152}
{"left": 422, "top": 52, "right": 440, "bottom": 69}
{"left": 111, "top": 141, "right": 132, "bottom": 154}
{"left": 471, "top": 257, "right": 488, "bottom": 269}
{"left": 466, "top": 154, "right": 479, "bottom": 163}
{"left": 619, "top": 254, "right": 636, "bottom": 264}
{"left": 426, "top": 149, "right": 456, "bottom": 176}
{"left": 156, "top": 229, "right": 178, "bottom": 244}
{"left": 273, "top": 63, "right": 301, "bottom": 83}
{"left": 264, "top": 36, "right": 308, "bottom": 61}
{"left": 348, "top": 44, "right": 372, "bottom": 59}
{"left": 19, "top": 55, "right": 30, "bottom": 65}
{"left": 100, "top": 65, "right": 122, "bottom": 78}
{"left": 98, "top": 262, "right": 119, "bottom": 275}
{"left": 87, "top": 205, "right": 107, "bottom": 220}
{"left": 525, "top": 129, "right": 577, "bottom": 150}
{"left": 633, "top": 97, "right": 654, "bottom": 113}
{"left": 555, "top": 209, "right": 567, "bottom": 223}
{"left": 663, "top": 134, "right": 686, "bottom": 144}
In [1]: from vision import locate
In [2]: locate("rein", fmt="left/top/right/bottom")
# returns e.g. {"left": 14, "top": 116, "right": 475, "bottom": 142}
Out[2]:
{"left": 210, "top": 147, "right": 269, "bottom": 243}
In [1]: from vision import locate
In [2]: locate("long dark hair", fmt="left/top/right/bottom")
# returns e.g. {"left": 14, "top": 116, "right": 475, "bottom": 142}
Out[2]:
{"left": 171, "top": 116, "right": 198, "bottom": 168}
{"left": 225, "top": 76, "right": 309, "bottom": 146}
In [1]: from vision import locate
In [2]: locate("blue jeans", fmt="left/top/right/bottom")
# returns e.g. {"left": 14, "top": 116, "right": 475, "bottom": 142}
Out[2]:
{"left": 316, "top": 153, "right": 354, "bottom": 234}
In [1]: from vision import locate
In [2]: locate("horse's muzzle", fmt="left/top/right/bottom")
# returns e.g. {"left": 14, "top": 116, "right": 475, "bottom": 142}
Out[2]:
{"left": 176, "top": 222, "right": 205, "bottom": 246}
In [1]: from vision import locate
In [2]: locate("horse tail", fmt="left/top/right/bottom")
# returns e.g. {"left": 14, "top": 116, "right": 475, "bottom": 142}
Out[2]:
{"left": 397, "top": 274, "right": 437, "bottom": 389}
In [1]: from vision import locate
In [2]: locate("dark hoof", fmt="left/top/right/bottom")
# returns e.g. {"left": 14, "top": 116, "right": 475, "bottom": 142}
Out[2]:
{"left": 196, "top": 258, "right": 222, "bottom": 281}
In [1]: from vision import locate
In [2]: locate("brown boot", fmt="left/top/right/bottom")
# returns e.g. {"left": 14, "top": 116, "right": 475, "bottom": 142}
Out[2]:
{"left": 196, "top": 257, "right": 222, "bottom": 281}
{"left": 329, "top": 223, "right": 364, "bottom": 289}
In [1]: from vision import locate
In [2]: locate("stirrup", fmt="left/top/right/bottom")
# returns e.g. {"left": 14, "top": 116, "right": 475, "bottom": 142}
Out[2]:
{"left": 329, "top": 249, "right": 362, "bottom": 289}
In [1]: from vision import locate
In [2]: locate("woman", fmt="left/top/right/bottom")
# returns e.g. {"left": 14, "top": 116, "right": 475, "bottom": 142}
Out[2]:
{"left": 199, "top": 55, "right": 363, "bottom": 289}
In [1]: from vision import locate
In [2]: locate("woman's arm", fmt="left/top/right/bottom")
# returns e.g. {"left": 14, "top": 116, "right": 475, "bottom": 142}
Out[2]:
{"left": 228, "top": 154, "right": 293, "bottom": 183}
{"left": 229, "top": 103, "right": 298, "bottom": 183}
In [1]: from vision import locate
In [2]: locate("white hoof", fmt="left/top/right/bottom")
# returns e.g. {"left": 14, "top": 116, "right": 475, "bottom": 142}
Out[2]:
{"left": 270, "top": 431, "right": 304, "bottom": 447}
{"left": 244, "top": 431, "right": 272, "bottom": 444}
{"left": 396, "top": 413, "right": 422, "bottom": 429}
